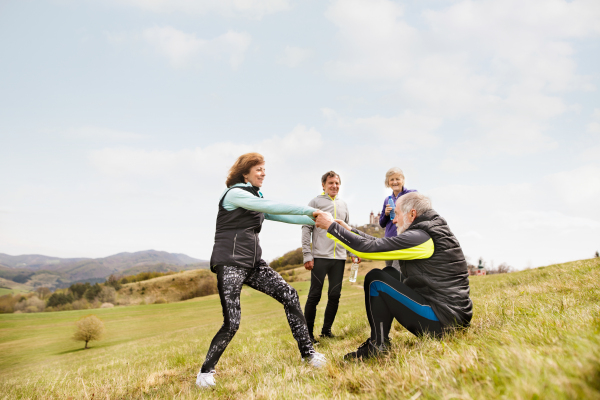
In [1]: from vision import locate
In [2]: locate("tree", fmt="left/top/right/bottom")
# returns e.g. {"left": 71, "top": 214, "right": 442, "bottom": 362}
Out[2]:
{"left": 35, "top": 287, "right": 51, "bottom": 300}
{"left": 105, "top": 274, "right": 122, "bottom": 291}
{"left": 84, "top": 283, "right": 102, "bottom": 301}
{"left": 69, "top": 282, "right": 91, "bottom": 300}
{"left": 72, "top": 315, "right": 105, "bottom": 349}
{"left": 596, "top": 251, "right": 599, "bottom": 258}
{"left": 47, "top": 292, "right": 74, "bottom": 308}
{"left": 97, "top": 286, "right": 116, "bottom": 304}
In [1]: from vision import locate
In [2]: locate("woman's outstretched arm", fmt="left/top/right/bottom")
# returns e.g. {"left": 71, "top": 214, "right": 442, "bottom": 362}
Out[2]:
{"left": 225, "top": 187, "right": 317, "bottom": 225}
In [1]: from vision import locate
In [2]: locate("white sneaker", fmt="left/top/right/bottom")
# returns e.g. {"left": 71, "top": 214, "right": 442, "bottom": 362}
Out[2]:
{"left": 196, "top": 370, "right": 216, "bottom": 388}
{"left": 303, "top": 350, "right": 327, "bottom": 369}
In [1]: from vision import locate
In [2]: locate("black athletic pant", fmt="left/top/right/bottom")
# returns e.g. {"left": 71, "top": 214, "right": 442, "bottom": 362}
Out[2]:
{"left": 364, "top": 267, "right": 443, "bottom": 346}
{"left": 304, "top": 258, "right": 345, "bottom": 336}
{"left": 201, "top": 262, "right": 313, "bottom": 372}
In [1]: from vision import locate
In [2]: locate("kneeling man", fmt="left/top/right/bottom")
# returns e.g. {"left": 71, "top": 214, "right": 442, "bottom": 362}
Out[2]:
{"left": 315, "top": 192, "right": 472, "bottom": 359}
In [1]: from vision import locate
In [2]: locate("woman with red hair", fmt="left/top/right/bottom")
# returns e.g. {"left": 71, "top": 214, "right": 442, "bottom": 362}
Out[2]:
{"left": 196, "top": 152, "right": 327, "bottom": 388}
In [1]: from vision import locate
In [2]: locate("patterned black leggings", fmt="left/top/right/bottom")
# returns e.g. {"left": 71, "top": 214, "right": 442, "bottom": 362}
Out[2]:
{"left": 201, "top": 261, "right": 314, "bottom": 372}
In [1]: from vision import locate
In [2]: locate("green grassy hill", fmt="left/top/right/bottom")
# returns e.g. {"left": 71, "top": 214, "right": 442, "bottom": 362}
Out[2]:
{"left": 1, "top": 258, "right": 599, "bottom": 399}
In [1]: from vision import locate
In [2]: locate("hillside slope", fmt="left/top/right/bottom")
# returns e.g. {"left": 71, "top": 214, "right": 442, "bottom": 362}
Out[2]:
{"left": 116, "top": 269, "right": 217, "bottom": 305}
{"left": 1, "top": 257, "right": 599, "bottom": 399}
{"left": 0, "top": 250, "right": 209, "bottom": 290}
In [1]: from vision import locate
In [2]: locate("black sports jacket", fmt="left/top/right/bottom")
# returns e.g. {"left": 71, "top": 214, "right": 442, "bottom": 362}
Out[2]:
{"left": 326, "top": 209, "right": 472, "bottom": 328}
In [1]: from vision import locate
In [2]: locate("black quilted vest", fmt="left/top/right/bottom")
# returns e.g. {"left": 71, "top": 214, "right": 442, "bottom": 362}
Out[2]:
{"left": 209, "top": 186, "right": 265, "bottom": 272}
{"left": 400, "top": 209, "right": 473, "bottom": 328}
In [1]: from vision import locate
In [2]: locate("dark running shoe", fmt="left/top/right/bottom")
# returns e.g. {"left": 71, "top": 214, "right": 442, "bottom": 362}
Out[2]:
{"left": 320, "top": 330, "right": 336, "bottom": 339}
{"left": 309, "top": 334, "right": 320, "bottom": 345}
{"left": 343, "top": 339, "right": 388, "bottom": 360}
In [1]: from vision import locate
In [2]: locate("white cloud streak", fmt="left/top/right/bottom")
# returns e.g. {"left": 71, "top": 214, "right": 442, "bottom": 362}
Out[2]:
{"left": 95, "top": 0, "right": 290, "bottom": 19}
{"left": 322, "top": 108, "right": 441, "bottom": 149}
{"left": 140, "top": 27, "right": 252, "bottom": 69}
{"left": 277, "top": 46, "right": 313, "bottom": 68}
{"left": 64, "top": 126, "right": 144, "bottom": 141}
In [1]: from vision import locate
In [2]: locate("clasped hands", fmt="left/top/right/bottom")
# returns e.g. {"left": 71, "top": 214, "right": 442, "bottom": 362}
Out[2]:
{"left": 311, "top": 209, "right": 351, "bottom": 231}
{"left": 311, "top": 209, "right": 332, "bottom": 229}
{"left": 305, "top": 210, "right": 360, "bottom": 271}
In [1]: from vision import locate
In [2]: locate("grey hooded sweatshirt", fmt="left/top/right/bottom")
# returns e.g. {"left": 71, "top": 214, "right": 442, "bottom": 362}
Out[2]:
{"left": 302, "top": 193, "right": 353, "bottom": 262}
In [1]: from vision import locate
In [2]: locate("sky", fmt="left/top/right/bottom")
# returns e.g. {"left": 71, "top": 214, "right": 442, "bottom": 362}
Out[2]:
{"left": 1, "top": 0, "right": 599, "bottom": 269}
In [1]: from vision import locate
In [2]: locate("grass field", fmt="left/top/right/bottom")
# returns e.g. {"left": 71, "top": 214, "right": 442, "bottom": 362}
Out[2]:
{"left": 1, "top": 258, "right": 599, "bottom": 399}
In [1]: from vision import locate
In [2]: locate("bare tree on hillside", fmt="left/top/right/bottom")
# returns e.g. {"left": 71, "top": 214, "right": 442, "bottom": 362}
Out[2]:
{"left": 73, "top": 315, "right": 105, "bottom": 349}
{"left": 35, "top": 287, "right": 51, "bottom": 300}
{"left": 97, "top": 286, "right": 116, "bottom": 304}
{"left": 487, "top": 263, "right": 513, "bottom": 274}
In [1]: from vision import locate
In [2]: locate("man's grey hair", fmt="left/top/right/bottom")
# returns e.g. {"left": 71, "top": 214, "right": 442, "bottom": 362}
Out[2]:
{"left": 384, "top": 167, "right": 405, "bottom": 188}
{"left": 398, "top": 192, "right": 432, "bottom": 215}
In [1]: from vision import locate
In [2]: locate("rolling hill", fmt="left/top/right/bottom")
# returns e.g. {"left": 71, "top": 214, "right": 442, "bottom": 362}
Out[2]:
{"left": 0, "top": 250, "right": 209, "bottom": 291}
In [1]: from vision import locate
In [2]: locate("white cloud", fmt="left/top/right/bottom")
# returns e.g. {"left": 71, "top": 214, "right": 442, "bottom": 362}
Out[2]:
{"left": 325, "top": 0, "right": 416, "bottom": 80}
{"left": 95, "top": 0, "right": 290, "bottom": 19}
{"left": 322, "top": 108, "right": 441, "bottom": 149}
{"left": 508, "top": 210, "right": 599, "bottom": 230}
{"left": 140, "top": 26, "right": 252, "bottom": 69}
{"left": 440, "top": 157, "right": 477, "bottom": 174}
{"left": 89, "top": 125, "right": 322, "bottom": 179}
{"left": 546, "top": 165, "right": 600, "bottom": 207}
{"left": 587, "top": 122, "right": 600, "bottom": 134}
{"left": 323, "top": 0, "right": 599, "bottom": 158}
{"left": 277, "top": 46, "right": 313, "bottom": 68}
{"left": 64, "top": 126, "right": 144, "bottom": 141}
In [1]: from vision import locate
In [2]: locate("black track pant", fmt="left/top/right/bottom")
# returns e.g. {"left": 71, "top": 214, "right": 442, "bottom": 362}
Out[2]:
{"left": 304, "top": 258, "right": 345, "bottom": 336}
{"left": 201, "top": 262, "right": 313, "bottom": 372}
{"left": 364, "top": 267, "right": 443, "bottom": 346}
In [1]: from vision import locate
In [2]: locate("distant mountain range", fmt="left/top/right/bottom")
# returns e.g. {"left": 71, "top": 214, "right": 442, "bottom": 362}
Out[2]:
{"left": 0, "top": 250, "right": 209, "bottom": 291}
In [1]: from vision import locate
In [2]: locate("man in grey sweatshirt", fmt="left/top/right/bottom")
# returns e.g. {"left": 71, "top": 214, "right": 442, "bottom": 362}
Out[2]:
{"left": 302, "top": 171, "right": 357, "bottom": 342}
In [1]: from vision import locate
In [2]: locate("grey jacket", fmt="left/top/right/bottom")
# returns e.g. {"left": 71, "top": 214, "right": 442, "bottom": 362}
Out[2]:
{"left": 302, "top": 193, "right": 352, "bottom": 262}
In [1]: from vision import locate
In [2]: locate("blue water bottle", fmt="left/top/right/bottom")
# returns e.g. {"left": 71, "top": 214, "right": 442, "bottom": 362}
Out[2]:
{"left": 388, "top": 197, "right": 395, "bottom": 219}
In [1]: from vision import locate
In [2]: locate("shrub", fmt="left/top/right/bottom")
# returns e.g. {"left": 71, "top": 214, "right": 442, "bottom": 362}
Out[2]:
{"left": 72, "top": 299, "right": 90, "bottom": 310}
{"left": 154, "top": 298, "right": 167, "bottom": 304}
{"left": 270, "top": 247, "right": 304, "bottom": 271}
{"left": 25, "top": 296, "right": 45, "bottom": 313}
{"left": 57, "top": 303, "right": 74, "bottom": 311}
{"left": 0, "top": 294, "right": 19, "bottom": 313}
{"left": 100, "top": 302, "right": 114, "bottom": 308}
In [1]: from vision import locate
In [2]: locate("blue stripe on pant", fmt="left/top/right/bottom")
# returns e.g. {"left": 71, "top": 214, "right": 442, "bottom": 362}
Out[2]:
{"left": 364, "top": 267, "right": 443, "bottom": 345}
{"left": 369, "top": 281, "right": 439, "bottom": 321}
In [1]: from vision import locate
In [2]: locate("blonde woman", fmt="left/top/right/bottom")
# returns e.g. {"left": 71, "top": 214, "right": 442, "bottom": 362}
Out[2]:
{"left": 379, "top": 168, "right": 416, "bottom": 269}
